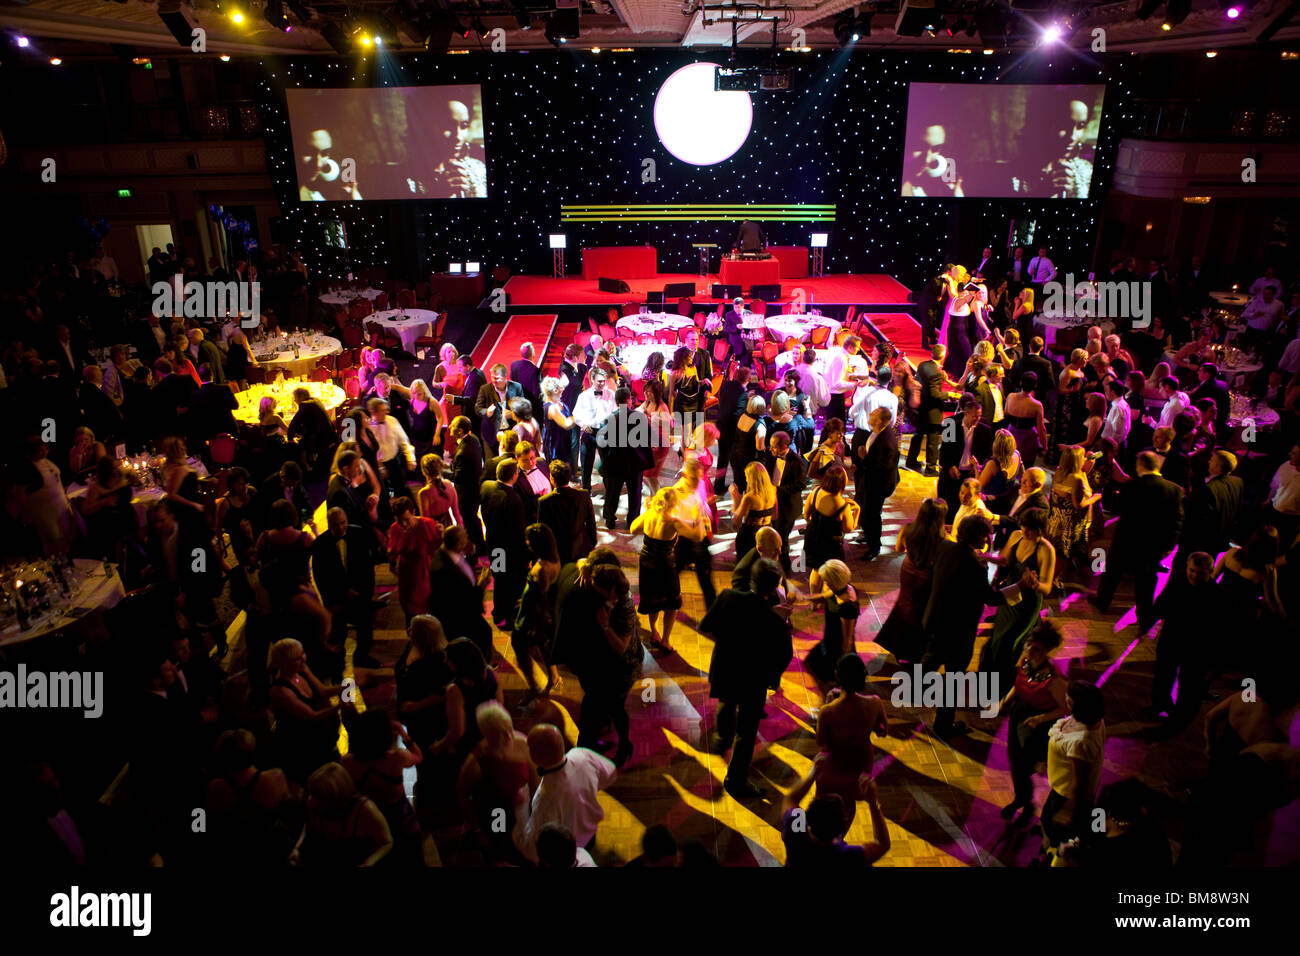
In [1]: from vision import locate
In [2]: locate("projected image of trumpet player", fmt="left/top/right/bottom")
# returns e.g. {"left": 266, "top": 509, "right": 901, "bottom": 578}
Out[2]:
{"left": 902, "top": 124, "right": 963, "bottom": 197}
{"left": 297, "top": 129, "right": 362, "bottom": 202}
{"left": 409, "top": 100, "right": 487, "bottom": 199}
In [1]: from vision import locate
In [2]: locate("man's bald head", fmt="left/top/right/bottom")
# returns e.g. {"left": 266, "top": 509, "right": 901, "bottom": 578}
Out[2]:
{"left": 527, "top": 724, "right": 566, "bottom": 770}
{"left": 755, "top": 526, "right": 782, "bottom": 559}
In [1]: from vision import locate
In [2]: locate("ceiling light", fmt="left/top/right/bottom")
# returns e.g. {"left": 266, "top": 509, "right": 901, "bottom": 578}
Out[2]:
{"left": 220, "top": 54, "right": 231, "bottom": 61}
{"left": 16, "top": 35, "right": 30, "bottom": 48}
{"left": 49, "top": 57, "right": 62, "bottom": 65}
{"left": 1205, "top": 49, "right": 1217, "bottom": 56}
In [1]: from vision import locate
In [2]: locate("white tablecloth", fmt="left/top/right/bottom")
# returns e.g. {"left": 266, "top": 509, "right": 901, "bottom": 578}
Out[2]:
{"left": 617, "top": 344, "right": 679, "bottom": 377}
{"left": 1209, "top": 291, "right": 1250, "bottom": 308}
{"left": 1227, "top": 402, "right": 1280, "bottom": 430}
{"left": 615, "top": 313, "right": 695, "bottom": 337}
{"left": 367, "top": 309, "right": 437, "bottom": 355}
{"left": 1034, "top": 314, "right": 1114, "bottom": 346}
{"left": 0, "top": 559, "right": 127, "bottom": 648}
{"left": 765, "top": 314, "right": 841, "bottom": 343}
{"left": 67, "top": 483, "right": 164, "bottom": 526}
{"left": 776, "top": 347, "right": 833, "bottom": 378}
{"left": 235, "top": 378, "right": 346, "bottom": 425}
{"left": 252, "top": 335, "right": 342, "bottom": 378}
{"left": 320, "top": 287, "right": 384, "bottom": 307}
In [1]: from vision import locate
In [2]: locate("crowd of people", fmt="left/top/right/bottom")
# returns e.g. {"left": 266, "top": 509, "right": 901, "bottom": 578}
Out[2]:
{"left": 1, "top": 240, "right": 1298, "bottom": 869}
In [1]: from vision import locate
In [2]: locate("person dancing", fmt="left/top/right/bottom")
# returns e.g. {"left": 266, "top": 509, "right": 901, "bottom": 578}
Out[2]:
{"left": 938, "top": 265, "right": 987, "bottom": 380}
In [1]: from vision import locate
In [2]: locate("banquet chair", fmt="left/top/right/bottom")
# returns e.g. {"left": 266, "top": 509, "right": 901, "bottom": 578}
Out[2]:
{"left": 246, "top": 366, "right": 267, "bottom": 385}
{"left": 693, "top": 312, "right": 708, "bottom": 330}
{"left": 396, "top": 288, "right": 417, "bottom": 310}
{"left": 344, "top": 377, "right": 362, "bottom": 400}
{"left": 834, "top": 327, "right": 852, "bottom": 346}
{"left": 751, "top": 300, "right": 766, "bottom": 318}
{"left": 588, "top": 317, "right": 600, "bottom": 334}
{"left": 636, "top": 333, "right": 655, "bottom": 344}
{"left": 415, "top": 281, "right": 431, "bottom": 306}
{"left": 677, "top": 297, "right": 694, "bottom": 317}
{"left": 348, "top": 300, "right": 373, "bottom": 321}
{"left": 341, "top": 323, "right": 365, "bottom": 350}
{"left": 784, "top": 335, "right": 801, "bottom": 353}
{"left": 809, "top": 324, "right": 831, "bottom": 348}
{"left": 654, "top": 331, "right": 676, "bottom": 345}
{"left": 572, "top": 330, "right": 593, "bottom": 348}
{"left": 208, "top": 433, "right": 238, "bottom": 469}
{"left": 598, "top": 323, "right": 618, "bottom": 341}
{"left": 760, "top": 340, "right": 781, "bottom": 367}
{"left": 630, "top": 379, "right": 647, "bottom": 404}
{"left": 309, "top": 367, "right": 333, "bottom": 383}
{"left": 842, "top": 305, "right": 857, "bottom": 329}
{"left": 712, "top": 338, "right": 730, "bottom": 364}
{"left": 373, "top": 291, "right": 390, "bottom": 312}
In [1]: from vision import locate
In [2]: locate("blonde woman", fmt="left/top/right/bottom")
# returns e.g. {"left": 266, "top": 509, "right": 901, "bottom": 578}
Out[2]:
{"left": 540, "top": 376, "right": 576, "bottom": 468}
{"left": 1056, "top": 348, "right": 1089, "bottom": 448}
{"left": 728, "top": 395, "right": 767, "bottom": 493}
{"left": 802, "top": 559, "right": 862, "bottom": 714}
{"left": 640, "top": 378, "right": 673, "bottom": 493}
{"left": 940, "top": 264, "right": 982, "bottom": 378}
{"left": 417, "top": 453, "right": 462, "bottom": 528}
{"left": 630, "top": 487, "right": 706, "bottom": 655}
{"left": 407, "top": 378, "right": 444, "bottom": 460}
{"left": 456, "top": 700, "right": 538, "bottom": 858}
{"left": 1046, "top": 446, "right": 1102, "bottom": 583}
{"left": 291, "top": 763, "right": 392, "bottom": 867}
{"left": 159, "top": 435, "right": 207, "bottom": 535}
{"left": 978, "top": 428, "right": 1023, "bottom": 511}
{"left": 268, "top": 637, "right": 344, "bottom": 783}
{"left": 260, "top": 395, "right": 289, "bottom": 439}
{"left": 731, "top": 460, "right": 776, "bottom": 561}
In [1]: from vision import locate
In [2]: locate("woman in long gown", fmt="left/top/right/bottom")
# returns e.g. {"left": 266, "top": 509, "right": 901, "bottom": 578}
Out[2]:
{"left": 875, "top": 497, "right": 945, "bottom": 664}
{"left": 540, "top": 377, "right": 575, "bottom": 476}
{"left": 1054, "top": 349, "right": 1089, "bottom": 453}
{"left": 978, "top": 508, "right": 1056, "bottom": 690}
{"left": 730, "top": 461, "right": 776, "bottom": 562}
{"left": 815, "top": 655, "right": 888, "bottom": 829}
{"left": 1003, "top": 371, "right": 1047, "bottom": 470}
{"left": 1045, "top": 446, "right": 1101, "bottom": 588}
{"left": 802, "top": 559, "right": 861, "bottom": 713}
{"left": 939, "top": 266, "right": 985, "bottom": 380}
{"left": 978, "top": 429, "right": 1024, "bottom": 515}
{"left": 802, "top": 464, "right": 859, "bottom": 572}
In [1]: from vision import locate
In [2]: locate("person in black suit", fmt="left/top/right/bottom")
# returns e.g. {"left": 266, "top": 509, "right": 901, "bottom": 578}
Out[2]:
{"left": 1090, "top": 452, "right": 1185, "bottom": 634}
{"left": 721, "top": 297, "right": 750, "bottom": 366}
{"left": 596, "top": 387, "right": 651, "bottom": 530}
{"left": 474, "top": 363, "right": 525, "bottom": 455}
{"left": 1174, "top": 450, "right": 1243, "bottom": 572}
{"left": 920, "top": 514, "right": 1002, "bottom": 739}
{"left": 701, "top": 557, "right": 793, "bottom": 800}
{"left": 78, "top": 366, "right": 123, "bottom": 448}
{"left": 457, "top": 354, "right": 487, "bottom": 439}
{"left": 733, "top": 219, "right": 765, "bottom": 254}
{"left": 852, "top": 406, "right": 900, "bottom": 558}
{"left": 712, "top": 365, "right": 751, "bottom": 494}
{"left": 310, "top": 506, "right": 379, "bottom": 669}
{"left": 151, "top": 357, "right": 196, "bottom": 442}
{"left": 937, "top": 394, "right": 993, "bottom": 521}
{"left": 971, "top": 247, "right": 1003, "bottom": 285}
{"left": 263, "top": 461, "right": 312, "bottom": 530}
{"left": 906, "top": 344, "right": 953, "bottom": 476}
{"left": 762, "top": 429, "right": 807, "bottom": 568}
{"left": 510, "top": 342, "right": 542, "bottom": 415}
{"left": 1009, "top": 336, "right": 1055, "bottom": 405}
{"left": 995, "top": 467, "right": 1050, "bottom": 546}
{"left": 449, "top": 415, "right": 485, "bottom": 554}
{"left": 287, "top": 388, "right": 338, "bottom": 480}
{"left": 132, "top": 315, "right": 169, "bottom": 365}
{"left": 557, "top": 344, "right": 588, "bottom": 475}
{"left": 326, "top": 450, "right": 377, "bottom": 533}
{"left": 480, "top": 458, "right": 529, "bottom": 631}
{"left": 185, "top": 364, "right": 237, "bottom": 453}
{"left": 537, "top": 460, "right": 596, "bottom": 563}
{"left": 483, "top": 431, "right": 519, "bottom": 494}
{"left": 428, "top": 524, "right": 493, "bottom": 661}
{"left": 49, "top": 324, "right": 87, "bottom": 383}
{"left": 915, "top": 271, "right": 948, "bottom": 350}
{"left": 1179, "top": 254, "right": 1213, "bottom": 312}
{"left": 1189, "top": 362, "right": 1231, "bottom": 436}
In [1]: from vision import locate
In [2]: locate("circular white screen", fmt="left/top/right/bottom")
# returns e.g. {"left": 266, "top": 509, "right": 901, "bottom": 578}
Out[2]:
{"left": 653, "top": 62, "right": 753, "bottom": 166}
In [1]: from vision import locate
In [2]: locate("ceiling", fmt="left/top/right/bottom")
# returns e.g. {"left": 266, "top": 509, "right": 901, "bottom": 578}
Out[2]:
{"left": 0, "top": 0, "right": 1297, "bottom": 57}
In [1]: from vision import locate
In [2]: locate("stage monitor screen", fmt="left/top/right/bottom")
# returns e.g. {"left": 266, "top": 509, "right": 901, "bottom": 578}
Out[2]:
{"left": 900, "top": 83, "right": 1106, "bottom": 199}
{"left": 286, "top": 85, "right": 487, "bottom": 201}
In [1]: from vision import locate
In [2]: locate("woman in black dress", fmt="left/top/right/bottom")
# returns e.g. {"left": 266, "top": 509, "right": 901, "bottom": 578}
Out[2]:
{"left": 630, "top": 487, "right": 706, "bottom": 656}
{"left": 801, "top": 464, "right": 859, "bottom": 572}
{"left": 875, "top": 497, "right": 945, "bottom": 664}
{"left": 227, "top": 330, "right": 255, "bottom": 386}
{"left": 268, "top": 637, "right": 344, "bottom": 784}
{"left": 728, "top": 396, "right": 767, "bottom": 495}
{"left": 803, "top": 559, "right": 861, "bottom": 715}
{"left": 405, "top": 379, "right": 443, "bottom": 463}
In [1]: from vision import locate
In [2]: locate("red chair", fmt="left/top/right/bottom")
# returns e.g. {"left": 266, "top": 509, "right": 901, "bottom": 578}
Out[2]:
{"left": 572, "top": 330, "right": 594, "bottom": 348}
{"left": 396, "top": 288, "right": 416, "bottom": 310}
{"left": 751, "top": 300, "right": 766, "bottom": 318}
{"left": 678, "top": 327, "right": 696, "bottom": 344}
{"left": 783, "top": 335, "right": 801, "bottom": 353}
{"left": 341, "top": 323, "right": 365, "bottom": 349}
{"left": 809, "top": 324, "right": 831, "bottom": 348}
{"left": 636, "top": 333, "right": 655, "bottom": 344}
{"left": 344, "top": 377, "right": 362, "bottom": 400}
{"left": 630, "top": 378, "right": 647, "bottom": 404}
{"left": 246, "top": 366, "right": 267, "bottom": 385}
{"left": 415, "top": 281, "right": 431, "bottom": 305}
{"left": 598, "top": 323, "right": 617, "bottom": 341}
{"left": 654, "top": 331, "right": 676, "bottom": 345}
{"left": 760, "top": 340, "right": 780, "bottom": 366}
{"left": 348, "top": 299, "right": 373, "bottom": 321}
{"left": 607, "top": 307, "right": 622, "bottom": 325}
{"left": 693, "top": 312, "right": 708, "bottom": 330}
{"left": 677, "top": 297, "right": 693, "bottom": 317}
{"left": 309, "top": 366, "right": 332, "bottom": 383}
{"left": 712, "top": 337, "right": 730, "bottom": 364}
{"left": 587, "top": 317, "right": 600, "bottom": 334}
{"left": 843, "top": 305, "right": 857, "bottom": 328}
{"left": 208, "top": 433, "right": 238, "bottom": 468}
{"left": 833, "top": 326, "right": 852, "bottom": 346}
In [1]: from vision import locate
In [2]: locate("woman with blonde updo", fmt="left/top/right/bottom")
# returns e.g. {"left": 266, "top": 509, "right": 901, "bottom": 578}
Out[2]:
{"left": 630, "top": 486, "right": 706, "bottom": 655}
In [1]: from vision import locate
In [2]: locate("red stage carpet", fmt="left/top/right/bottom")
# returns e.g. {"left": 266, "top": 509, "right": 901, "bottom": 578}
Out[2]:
{"left": 502, "top": 272, "right": 911, "bottom": 307}
{"left": 482, "top": 313, "right": 558, "bottom": 373}
{"left": 863, "top": 312, "right": 926, "bottom": 368}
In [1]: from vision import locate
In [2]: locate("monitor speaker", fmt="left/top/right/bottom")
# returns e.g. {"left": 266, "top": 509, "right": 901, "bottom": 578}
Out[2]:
{"left": 663, "top": 281, "right": 696, "bottom": 298}
{"left": 750, "top": 284, "right": 781, "bottom": 301}
{"left": 647, "top": 291, "right": 665, "bottom": 305}
{"left": 598, "top": 277, "right": 630, "bottom": 293}
{"left": 711, "top": 283, "right": 742, "bottom": 299}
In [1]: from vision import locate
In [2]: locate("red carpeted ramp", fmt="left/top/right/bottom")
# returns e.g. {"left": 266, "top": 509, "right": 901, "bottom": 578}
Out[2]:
{"left": 862, "top": 312, "right": 926, "bottom": 368}
{"left": 482, "top": 314, "right": 559, "bottom": 373}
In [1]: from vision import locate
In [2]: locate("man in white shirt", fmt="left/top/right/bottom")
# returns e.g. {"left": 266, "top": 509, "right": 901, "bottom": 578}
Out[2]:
{"left": 1027, "top": 247, "right": 1056, "bottom": 285}
{"left": 368, "top": 397, "right": 415, "bottom": 494}
{"left": 572, "top": 369, "right": 617, "bottom": 491}
{"left": 1278, "top": 337, "right": 1300, "bottom": 377}
{"left": 1101, "top": 380, "right": 1131, "bottom": 448}
{"left": 514, "top": 724, "right": 615, "bottom": 863}
{"left": 848, "top": 375, "right": 899, "bottom": 433}
{"left": 796, "top": 348, "right": 830, "bottom": 415}
{"left": 1156, "top": 376, "right": 1191, "bottom": 429}
{"left": 1242, "top": 285, "right": 1285, "bottom": 340}
{"left": 1268, "top": 443, "right": 1300, "bottom": 538}
{"left": 1249, "top": 267, "right": 1282, "bottom": 299}
{"left": 823, "top": 334, "right": 870, "bottom": 426}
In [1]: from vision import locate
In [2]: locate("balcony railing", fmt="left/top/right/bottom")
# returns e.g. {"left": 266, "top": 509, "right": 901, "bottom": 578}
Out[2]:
{"left": 1124, "top": 99, "right": 1297, "bottom": 141}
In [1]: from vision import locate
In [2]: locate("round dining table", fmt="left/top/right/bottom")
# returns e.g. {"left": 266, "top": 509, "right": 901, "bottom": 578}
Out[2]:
{"left": 251, "top": 334, "right": 342, "bottom": 378}
{"left": 616, "top": 343, "right": 679, "bottom": 377}
{"left": 235, "top": 377, "right": 346, "bottom": 426}
{"left": 0, "top": 559, "right": 127, "bottom": 649}
{"left": 1209, "top": 291, "right": 1251, "bottom": 309}
{"left": 765, "top": 313, "right": 841, "bottom": 343}
{"left": 319, "top": 287, "right": 385, "bottom": 307}
{"left": 367, "top": 309, "right": 438, "bottom": 355}
{"left": 615, "top": 312, "right": 695, "bottom": 337}
{"left": 776, "top": 347, "right": 834, "bottom": 378}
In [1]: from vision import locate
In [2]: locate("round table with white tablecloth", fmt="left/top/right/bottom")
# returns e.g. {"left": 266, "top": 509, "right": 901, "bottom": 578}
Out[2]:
{"left": 615, "top": 312, "right": 695, "bottom": 337}
{"left": 775, "top": 347, "right": 833, "bottom": 379}
{"left": 366, "top": 309, "right": 438, "bottom": 355}
{"left": 1226, "top": 397, "right": 1280, "bottom": 432}
{"left": 250, "top": 334, "right": 342, "bottom": 378}
{"left": 234, "top": 377, "right": 346, "bottom": 426}
{"left": 1033, "top": 313, "right": 1114, "bottom": 347}
{"left": 0, "top": 559, "right": 127, "bottom": 648}
{"left": 616, "top": 343, "right": 679, "bottom": 379}
{"left": 66, "top": 482, "right": 164, "bottom": 527}
{"left": 319, "top": 287, "right": 385, "bottom": 307}
{"left": 1209, "top": 291, "right": 1251, "bottom": 309}
{"left": 764, "top": 313, "right": 841, "bottom": 344}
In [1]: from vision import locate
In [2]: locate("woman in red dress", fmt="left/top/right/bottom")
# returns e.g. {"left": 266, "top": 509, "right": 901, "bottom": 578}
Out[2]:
{"left": 386, "top": 496, "right": 442, "bottom": 623}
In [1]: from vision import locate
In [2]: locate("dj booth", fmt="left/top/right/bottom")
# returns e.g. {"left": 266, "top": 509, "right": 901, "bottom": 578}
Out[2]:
{"left": 719, "top": 255, "right": 780, "bottom": 290}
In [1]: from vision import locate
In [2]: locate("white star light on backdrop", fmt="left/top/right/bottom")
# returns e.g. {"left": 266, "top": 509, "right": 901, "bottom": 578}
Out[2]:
{"left": 256, "top": 51, "right": 1130, "bottom": 284}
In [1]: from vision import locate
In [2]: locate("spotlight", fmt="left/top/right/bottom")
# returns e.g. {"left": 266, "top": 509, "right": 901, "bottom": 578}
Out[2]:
{"left": 264, "top": 0, "right": 291, "bottom": 32}
{"left": 1205, "top": 49, "right": 1217, "bottom": 56}
{"left": 230, "top": 10, "right": 245, "bottom": 25}
{"left": 834, "top": 9, "right": 856, "bottom": 45}
{"left": 360, "top": 34, "right": 372, "bottom": 46}
{"left": 374, "top": 35, "right": 382, "bottom": 45}
{"left": 50, "top": 57, "right": 62, "bottom": 65}
{"left": 1041, "top": 24, "right": 1062, "bottom": 43}
{"left": 16, "top": 35, "right": 30, "bottom": 48}
{"left": 1161, "top": 21, "right": 1171, "bottom": 29}
{"left": 1225, "top": 5, "right": 1241, "bottom": 17}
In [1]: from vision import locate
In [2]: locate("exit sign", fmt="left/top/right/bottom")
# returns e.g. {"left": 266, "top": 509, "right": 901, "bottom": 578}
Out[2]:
{"left": 117, "top": 188, "right": 132, "bottom": 198}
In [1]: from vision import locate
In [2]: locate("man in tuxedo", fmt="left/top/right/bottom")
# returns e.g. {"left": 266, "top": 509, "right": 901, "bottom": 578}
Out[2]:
{"left": 971, "top": 246, "right": 1002, "bottom": 284}
{"left": 287, "top": 387, "right": 337, "bottom": 479}
{"left": 484, "top": 431, "right": 519, "bottom": 492}
{"left": 713, "top": 365, "right": 751, "bottom": 493}
{"left": 1009, "top": 336, "right": 1055, "bottom": 405}
{"left": 1091, "top": 452, "right": 1185, "bottom": 634}
{"left": 510, "top": 342, "right": 542, "bottom": 415}
{"left": 50, "top": 324, "right": 86, "bottom": 383}
{"left": 449, "top": 415, "right": 485, "bottom": 553}
{"left": 683, "top": 329, "right": 713, "bottom": 381}
{"left": 596, "top": 387, "right": 651, "bottom": 530}
{"left": 480, "top": 459, "right": 529, "bottom": 631}
{"left": 1189, "top": 362, "right": 1231, "bottom": 436}
{"left": 701, "top": 557, "right": 793, "bottom": 800}
{"left": 1180, "top": 254, "right": 1212, "bottom": 312}
{"left": 514, "top": 440, "right": 550, "bottom": 525}
{"left": 762, "top": 430, "right": 807, "bottom": 567}
{"left": 428, "top": 525, "right": 493, "bottom": 659}
{"left": 937, "top": 394, "right": 993, "bottom": 521}
{"left": 995, "top": 468, "right": 1049, "bottom": 545}
{"left": 78, "top": 366, "right": 123, "bottom": 448}
{"left": 852, "top": 406, "right": 900, "bottom": 559}
{"left": 920, "top": 514, "right": 1002, "bottom": 740}
{"left": 906, "top": 344, "right": 953, "bottom": 477}
{"left": 538, "top": 460, "right": 596, "bottom": 563}
{"left": 1174, "top": 450, "right": 1243, "bottom": 571}
{"left": 733, "top": 219, "right": 765, "bottom": 254}
{"left": 721, "top": 297, "right": 750, "bottom": 366}
{"left": 457, "top": 354, "right": 487, "bottom": 439}
{"left": 573, "top": 369, "right": 617, "bottom": 492}
{"left": 185, "top": 363, "right": 236, "bottom": 452}
{"left": 475, "top": 363, "right": 524, "bottom": 454}
{"left": 263, "top": 461, "right": 312, "bottom": 530}
{"left": 151, "top": 357, "right": 196, "bottom": 441}
{"left": 310, "top": 506, "right": 379, "bottom": 669}
{"left": 132, "top": 314, "right": 169, "bottom": 365}
{"left": 326, "top": 449, "right": 378, "bottom": 538}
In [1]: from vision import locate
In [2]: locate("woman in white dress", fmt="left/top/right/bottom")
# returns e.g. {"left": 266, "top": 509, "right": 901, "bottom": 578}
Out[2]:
{"left": 24, "top": 438, "right": 81, "bottom": 555}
